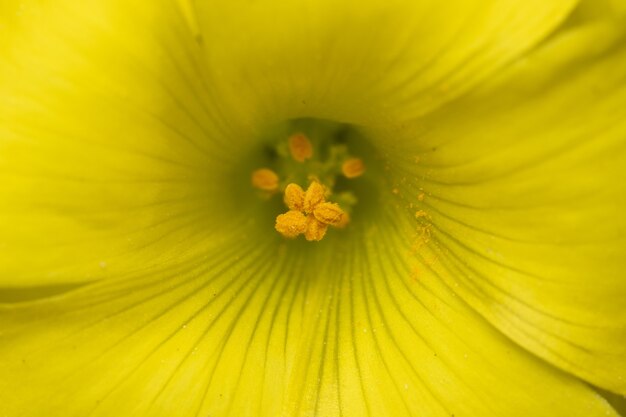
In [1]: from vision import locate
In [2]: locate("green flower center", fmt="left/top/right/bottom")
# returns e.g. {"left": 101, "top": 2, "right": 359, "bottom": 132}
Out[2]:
{"left": 243, "top": 118, "right": 384, "bottom": 242}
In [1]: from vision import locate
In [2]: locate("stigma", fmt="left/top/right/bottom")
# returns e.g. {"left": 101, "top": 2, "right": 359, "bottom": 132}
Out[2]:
{"left": 275, "top": 181, "right": 346, "bottom": 241}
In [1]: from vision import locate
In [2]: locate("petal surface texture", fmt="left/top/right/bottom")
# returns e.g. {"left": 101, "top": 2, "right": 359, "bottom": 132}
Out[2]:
{"left": 382, "top": 18, "right": 626, "bottom": 395}
{"left": 191, "top": 0, "right": 578, "bottom": 123}
{"left": 0, "top": 231, "right": 620, "bottom": 417}
{"left": 0, "top": 0, "right": 248, "bottom": 286}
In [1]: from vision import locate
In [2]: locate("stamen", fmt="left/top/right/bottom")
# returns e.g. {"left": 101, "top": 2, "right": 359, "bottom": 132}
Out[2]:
{"left": 313, "top": 202, "right": 345, "bottom": 226}
{"left": 275, "top": 181, "right": 348, "bottom": 241}
{"left": 258, "top": 122, "right": 363, "bottom": 241}
{"left": 341, "top": 158, "right": 365, "bottom": 179}
{"left": 303, "top": 181, "right": 326, "bottom": 213}
{"left": 284, "top": 183, "right": 305, "bottom": 211}
{"left": 251, "top": 168, "right": 279, "bottom": 192}
{"left": 288, "top": 133, "right": 313, "bottom": 163}
{"left": 275, "top": 210, "right": 308, "bottom": 238}
{"left": 304, "top": 216, "right": 328, "bottom": 241}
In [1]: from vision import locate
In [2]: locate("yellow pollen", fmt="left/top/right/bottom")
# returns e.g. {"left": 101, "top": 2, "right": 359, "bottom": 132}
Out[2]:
{"left": 341, "top": 158, "right": 365, "bottom": 178}
{"left": 275, "top": 210, "right": 307, "bottom": 238}
{"left": 288, "top": 133, "right": 313, "bottom": 163}
{"left": 276, "top": 181, "right": 349, "bottom": 241}
{"left": 284, "top": 183, "right": 305, "bottom": 211}
{"left": 303, "top": 181, "right": 326, "bottom": 213}
{"left": 251, "top": 168, "right": 279, "bottom": 192}
{"left": 313, "top": 202, "right": 345, "bottom": 226}
{"left": 304, "top": 215, "right": 328, "bottom": 241}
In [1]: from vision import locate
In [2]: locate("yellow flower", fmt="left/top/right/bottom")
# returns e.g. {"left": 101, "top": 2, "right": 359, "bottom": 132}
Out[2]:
{"left": 1, "top": 0, "right": 626, "bottom": 416}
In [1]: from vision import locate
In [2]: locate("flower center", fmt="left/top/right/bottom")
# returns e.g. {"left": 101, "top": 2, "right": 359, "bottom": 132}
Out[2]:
{"left": 250, "top": 119, "right": 368, "bottom": 242}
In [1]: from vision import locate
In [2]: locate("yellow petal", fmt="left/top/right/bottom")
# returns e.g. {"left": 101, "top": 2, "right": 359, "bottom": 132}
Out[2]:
{"left": 601, "top": 390, "right": 626, "bottom": 416}
{"left": 1, "top": 0, "right": 623, "bottom": 415}
{"left": 190, "top": 0, "right": 578, "bottom": 124}
{"left": 0, "top": 0, "right": 251, "bottom": 286}
{"left": 566, "top": 0, "right": 626, "bottom": 26}
{"left": 0, "top": 223, "right": 620, "bottom": 416}
{"left": 378, "top": 19, "right": 626, "bottom": 394}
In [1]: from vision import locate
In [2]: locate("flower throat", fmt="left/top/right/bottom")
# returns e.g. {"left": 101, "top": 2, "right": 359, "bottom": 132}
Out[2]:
{"left": 251, "top": 120, "right": 366, "bottom": 242}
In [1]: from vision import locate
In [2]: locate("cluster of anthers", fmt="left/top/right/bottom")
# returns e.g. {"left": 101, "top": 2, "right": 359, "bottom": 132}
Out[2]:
{"left": 275, "top": 181, "right": 348, "bottom": 241}
{"left": 252, "top": 131, "right": 364, "bottom": 241}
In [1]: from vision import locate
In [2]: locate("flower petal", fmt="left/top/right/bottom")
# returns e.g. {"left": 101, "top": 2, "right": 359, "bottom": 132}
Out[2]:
{"left": 382, "top": 19, "right": 626, "bottom": 394}
{"left": 600, "top": 389, "right": 626, "bottom": 416}
{"left": 0, "top": 0, "right": 250, "bottom": 287}
{"left": 189, "top": 0, "right": 578, "bottom": 124}
{"left": 0, "top": 225, "right": 619, "bottom": 416}
{"left": 568, "top": 0, "right": 626, "bottom": 24}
